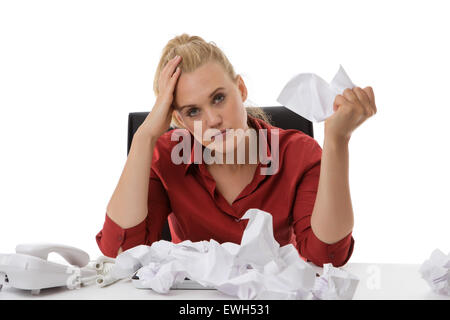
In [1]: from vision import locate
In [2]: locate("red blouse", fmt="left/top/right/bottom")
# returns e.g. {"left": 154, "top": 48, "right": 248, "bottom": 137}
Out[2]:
{"left": 96, "top": 114, "right": 354, "bottom": 267}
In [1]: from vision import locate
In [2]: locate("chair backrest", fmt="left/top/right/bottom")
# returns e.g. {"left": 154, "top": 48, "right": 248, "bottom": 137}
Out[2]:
{"left": 126, "top": 106, "right": 314, "bottom": 241}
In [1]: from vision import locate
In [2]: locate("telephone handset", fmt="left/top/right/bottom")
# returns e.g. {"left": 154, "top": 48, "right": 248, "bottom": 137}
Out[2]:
{"left": 15, "top": 243, "right": 90, "bottom": 267}
{"left": 0, "top": 243, "right": 97, "bottom": 295}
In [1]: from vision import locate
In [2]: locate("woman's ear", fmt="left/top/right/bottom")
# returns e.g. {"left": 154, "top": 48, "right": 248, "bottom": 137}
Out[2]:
{"left": 236, "top": 74, "right": 248, "bottom": 102}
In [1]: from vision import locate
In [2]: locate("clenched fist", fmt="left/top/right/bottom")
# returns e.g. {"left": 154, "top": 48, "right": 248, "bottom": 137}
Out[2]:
{"left": 325, "top": 86, "right": 377, "bottom": 142}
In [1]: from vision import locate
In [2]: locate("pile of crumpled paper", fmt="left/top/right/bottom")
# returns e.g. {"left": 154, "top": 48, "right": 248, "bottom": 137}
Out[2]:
{"left": 107, "top": 208, "right": 359, "bottom": 300}
{"left": 419, "top": 248, "right": 450, "bottom": 296}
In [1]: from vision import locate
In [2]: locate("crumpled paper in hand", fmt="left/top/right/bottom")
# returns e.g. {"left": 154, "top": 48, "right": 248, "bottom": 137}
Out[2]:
{"left": 110, "top": 208, "right": 359, "bottom": 300}
{"left": 276, "top": 65, "right": 356, "bottom": 122}
{"left": 419, "top": 248, "right": 450, "bottom": 296}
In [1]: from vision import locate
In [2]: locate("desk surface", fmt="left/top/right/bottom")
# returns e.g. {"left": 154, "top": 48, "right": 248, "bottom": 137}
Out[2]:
{"left": 0, "top": 263, "right": 448, "bottom": 300}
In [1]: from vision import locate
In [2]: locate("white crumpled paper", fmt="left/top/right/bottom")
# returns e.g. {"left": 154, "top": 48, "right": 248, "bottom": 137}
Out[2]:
{"left": 276, "top": 65, "right": 356, "bottom": 122}
{"left": 311, "top": 263, "right": 360, "bottom": 300}
{"left": 109, "top": 208, "right": 359, "bottom": 300}
{"left": 419, "top": 248, "right": 450, "bottom": 296}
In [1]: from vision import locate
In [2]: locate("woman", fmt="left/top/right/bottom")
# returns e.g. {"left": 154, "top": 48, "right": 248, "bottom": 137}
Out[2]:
{"left": 96, "top": 34, "right": 376, "bottom": 267}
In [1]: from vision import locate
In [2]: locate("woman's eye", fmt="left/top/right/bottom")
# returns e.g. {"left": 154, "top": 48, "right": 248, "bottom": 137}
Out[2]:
{"left": 214, "top": 93, "right": 225, "bottom": 104}
{"left": 186, "top": 94, "right": 225, "bottom": 117}
{"left": 187, "top": 108, "right": 199, "bottom": 117}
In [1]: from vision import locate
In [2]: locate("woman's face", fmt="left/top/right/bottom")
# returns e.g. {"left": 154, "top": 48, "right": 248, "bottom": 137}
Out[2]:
{"left": 172, "top": 61, "right": 249, "bottom": 153}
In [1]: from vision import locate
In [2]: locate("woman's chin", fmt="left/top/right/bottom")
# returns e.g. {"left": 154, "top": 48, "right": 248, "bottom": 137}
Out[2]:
{"left": 205, "top": 140, "right": 235, "bottom": 154}
{"left": 205, "top": 135, "right": 247, "bottom": 160}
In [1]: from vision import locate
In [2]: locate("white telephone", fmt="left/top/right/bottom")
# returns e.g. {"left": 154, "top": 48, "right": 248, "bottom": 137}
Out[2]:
{"left": 0, "top": 243, "right": 106, "bottom": 295}
{"left": 0, "top": 243, "right": 212, "bottom": 295}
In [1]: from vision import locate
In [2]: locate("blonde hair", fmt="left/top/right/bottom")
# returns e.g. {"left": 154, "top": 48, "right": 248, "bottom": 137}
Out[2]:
{"left": 152, "top": 33, "right": 272, "bottom": 129}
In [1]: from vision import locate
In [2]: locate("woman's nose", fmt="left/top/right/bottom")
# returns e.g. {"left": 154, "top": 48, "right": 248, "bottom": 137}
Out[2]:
{"left": 203, "top": 108, "right": 222, "bottom": 128}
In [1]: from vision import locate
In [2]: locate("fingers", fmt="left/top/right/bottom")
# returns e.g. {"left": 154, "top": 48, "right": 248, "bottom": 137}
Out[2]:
{"left": 170, "top": 66, "right": 181, "bottom": 84}
{"left": 169, "top": 56, "right": 182, "bottom": 78}
{"left": 352, "top": 87, "right": 374, "bottom": 117}
{"left": 333, "top": 94, "right": 346, "bottom": 112}
{"left": 363, "top": 86, "right": 377, "bottom": 114}
{"left": 340, "top": 87, "right": 376, "bottom": 118}
{"left": 159, "top": 55, "right": 182, "bottom": 96}
{"left": 343, "top": 88, "right": 358, "bottom": 102}
{"left": 161, "top": 55, "right": 182, "bottom": 79}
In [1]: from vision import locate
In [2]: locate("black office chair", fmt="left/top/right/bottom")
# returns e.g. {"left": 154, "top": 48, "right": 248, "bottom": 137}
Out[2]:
{"left": 127, "top": 106, "right": 314, "bottom": 241}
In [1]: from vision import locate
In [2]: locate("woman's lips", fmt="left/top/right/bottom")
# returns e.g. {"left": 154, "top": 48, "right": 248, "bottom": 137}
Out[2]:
{"left": 212, "top": 129, "right": 228, "bottom": 140}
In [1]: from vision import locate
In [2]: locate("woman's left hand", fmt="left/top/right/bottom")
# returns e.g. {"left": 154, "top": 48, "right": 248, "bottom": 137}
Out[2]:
{"left": 324, "top": 86, "right": 377, "bottom": 142}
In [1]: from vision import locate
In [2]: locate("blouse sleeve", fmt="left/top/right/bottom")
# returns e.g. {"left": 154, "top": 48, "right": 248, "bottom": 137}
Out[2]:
{"left": 292, "top": 139, "right": 355, "bottom": 267}
{"left": 95, "top": 165, "right": 172, "bottom": 258}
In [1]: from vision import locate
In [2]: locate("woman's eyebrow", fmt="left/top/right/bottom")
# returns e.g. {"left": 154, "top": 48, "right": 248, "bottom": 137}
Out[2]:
{"left": 178, "top": 87, "right": 225, "bottom": 110}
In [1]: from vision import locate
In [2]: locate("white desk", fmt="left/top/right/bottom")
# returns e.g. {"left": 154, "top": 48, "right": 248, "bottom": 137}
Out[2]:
{"left": 0, "top": 263, "right": 448, "bottom": 300}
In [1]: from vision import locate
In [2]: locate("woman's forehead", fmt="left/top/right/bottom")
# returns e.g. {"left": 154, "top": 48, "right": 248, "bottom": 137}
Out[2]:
{"left": 174, "top": 62, "right": 231, "bottom": 108}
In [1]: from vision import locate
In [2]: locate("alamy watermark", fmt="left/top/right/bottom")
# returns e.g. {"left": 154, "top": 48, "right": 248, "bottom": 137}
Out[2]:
{"left": 170, "top": 121, "right": 280, "bottom": 175}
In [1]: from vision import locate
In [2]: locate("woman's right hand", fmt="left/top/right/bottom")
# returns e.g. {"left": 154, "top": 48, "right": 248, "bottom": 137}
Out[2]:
{"left": 137, "top": 55, "right": 183, "bottom": 139}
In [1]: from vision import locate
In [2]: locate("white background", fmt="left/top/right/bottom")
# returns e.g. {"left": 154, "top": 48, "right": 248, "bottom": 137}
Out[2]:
{"left": 0, "top": 0, "right": 448, "bottom": 264}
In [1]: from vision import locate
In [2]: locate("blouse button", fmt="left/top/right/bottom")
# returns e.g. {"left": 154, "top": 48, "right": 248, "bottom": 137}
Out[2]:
{"left": 329, "top": 253, "right": 335, "bottom": 259}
